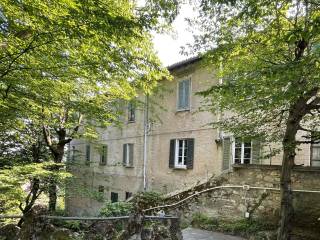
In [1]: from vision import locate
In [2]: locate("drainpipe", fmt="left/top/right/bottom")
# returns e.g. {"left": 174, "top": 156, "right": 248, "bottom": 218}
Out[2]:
{"left": 217, "top": 57, "right": 223, "bottom": 139}
{"left": 143, "top": 94, "right": 149, "bottom": 191}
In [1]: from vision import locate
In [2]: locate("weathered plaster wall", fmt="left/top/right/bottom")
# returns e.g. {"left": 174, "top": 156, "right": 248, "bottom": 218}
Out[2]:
{"left": 66, "top": 62, "right": 221, "bottom": 215}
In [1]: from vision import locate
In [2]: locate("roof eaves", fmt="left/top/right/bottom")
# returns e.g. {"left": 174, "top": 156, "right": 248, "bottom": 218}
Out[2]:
{"left": 166, "top": 56, "right": 202, "bottom": 71}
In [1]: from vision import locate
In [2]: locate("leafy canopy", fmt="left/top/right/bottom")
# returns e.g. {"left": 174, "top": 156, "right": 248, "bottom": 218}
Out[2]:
{"left": 0, "top": 0, "right": 177, "bottom": 141}
{"left": 189, "top": 0, "right": 320, "bottom": 144}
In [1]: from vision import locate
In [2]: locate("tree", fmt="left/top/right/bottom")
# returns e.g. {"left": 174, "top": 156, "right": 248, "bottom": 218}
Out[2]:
{"left": 0, "top": 121, "right": 63, "bottom": 225}
{"left": 188, "top": 1, "right": 320, "bottom": 239}
{"left": 0, "top": 0, "right": 179, "bottom": 212}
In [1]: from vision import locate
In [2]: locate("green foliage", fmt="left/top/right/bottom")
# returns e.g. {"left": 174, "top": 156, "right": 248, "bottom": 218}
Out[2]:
{"left": 0, "top": 0, "right": 179, "bottom": 212}
{"left": 218, "top": 219, "right": 275, "bottom": 235}
{"left": 0, "top": 162, "right": 71, "bottom": 214}
{"left": 188, "top": 0, "right": 320, "bottom": 144}
{"left": 191, "top": 212, "right": 219, "bottom": 231}
{"left": 191, "top": 213, "right": 276, "bottom": 237}
{"left": 0, "top": 0, "right": 176, "bottom": 141}
{"left": 99, "top": 201, "right": 133, "bottom": 217}
{"left": 53, "top": 219, "right": 82, "bottom": 231}
{"left": 131, "top": 191, "right": 164, "bottom": 211}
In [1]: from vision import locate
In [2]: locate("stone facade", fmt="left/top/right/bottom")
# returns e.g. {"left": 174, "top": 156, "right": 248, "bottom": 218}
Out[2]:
{"left": 171, "top": 165, "right": 320, "bottom": 227}
{"left": 66, "top": 58, "right": 316, "bottom": 216}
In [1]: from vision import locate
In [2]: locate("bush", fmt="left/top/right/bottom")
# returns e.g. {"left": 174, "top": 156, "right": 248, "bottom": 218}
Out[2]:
{"left": 191, "top": 212, "right": 219, "bottom": 231}
{"left": 99, "top": 202, "right": 133, "bottom": 217}
{"left": 131, "top": 191, "right": 164, "bottom": 211}
{"left": 191, "top": 212, "right": 276, "bottom": 237}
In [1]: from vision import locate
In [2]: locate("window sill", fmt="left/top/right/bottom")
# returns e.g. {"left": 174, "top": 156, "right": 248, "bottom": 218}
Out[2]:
{"left": 127, "top": 120, "right": 135, "bottom": 124}
{"left": 99, "top": 163, "right": 107, "bottom": 166}
{"left": 176, "top": 108, "right": 190, "bottom": 113}
{"left": 123, "top": 165, "right": 134, "bottom": 168}
{"left": 173, "top": 165, "right": 187, "bottom": 170}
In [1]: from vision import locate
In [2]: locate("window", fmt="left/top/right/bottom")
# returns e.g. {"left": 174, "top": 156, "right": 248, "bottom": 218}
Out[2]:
{"left": 98, "top": 185, "right": 104, "bottom": 193}
{"left": 128, "top": 102, "right": 135, "bottom": 122}
{"left": 177, "top": 79, "right": 191, "bottom": 110}
{"left": 125, "top": 192, "right": 132, "bottom": 200}
{"left": 311, "top": 142, "right": 320, "bottom": 167}
{"left": 233, "top": 138, "right": 252, "bottom": 164}
{"left": 169, "top": 139, "right": 194, "bottom": 169}
{"left": 100, "top": 145, "right": 108, "bottom": 165}
{"left": 123, "top": 143, "right": 134, "bottom": 167}
{"left": 111, "top": 192, "right": 118, "bottom": 203}
{"left": 85, "top": 144, "right": 91, "bottom": 164}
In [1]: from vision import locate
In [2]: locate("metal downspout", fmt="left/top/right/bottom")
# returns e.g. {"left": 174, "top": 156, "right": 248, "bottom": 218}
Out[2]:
{"left": 143, "top": 94, "right": 149, "bottom": 191}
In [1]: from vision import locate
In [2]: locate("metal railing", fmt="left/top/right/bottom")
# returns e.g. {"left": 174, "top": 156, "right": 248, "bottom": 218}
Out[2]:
{"left": 0, "top": 215, "right": 178, "bottom": 220}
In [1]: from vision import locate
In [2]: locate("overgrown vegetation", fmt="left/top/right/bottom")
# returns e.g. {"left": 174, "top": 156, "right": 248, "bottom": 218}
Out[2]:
{"left": 191, "top": 212, "right": 277, "bottom": 239}
{"left": 131, "top": 191, "right": 165, "bottom": 211}
{"left": 99, "top": 202, "right": 134, "bottom": 217}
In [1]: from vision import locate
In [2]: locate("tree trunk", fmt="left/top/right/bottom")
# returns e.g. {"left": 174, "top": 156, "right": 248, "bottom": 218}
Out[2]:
{"left": 18, "top": 178, "right": 41, "bottom": 227}
{"left": 277, "top": 113, "right": 299, "bottom": 240}
{"left": 48, "top": 179, "right": 57, "bottom": 212}
{"left": 48, "top": 146, "right": 64, "bottom": 212}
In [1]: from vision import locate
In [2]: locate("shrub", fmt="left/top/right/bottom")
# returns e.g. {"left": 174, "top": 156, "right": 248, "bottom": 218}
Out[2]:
{"left": 131, "top": 191, "right": 164, "bottom": 211}
{"left": 191, "top": 212, "right": 219, "bottom": 231}
{"left": 99, "top": 202, "right": 133, "bottom": 217}
{"left": 191, "top": 212, "right": 276, "bottom": 237}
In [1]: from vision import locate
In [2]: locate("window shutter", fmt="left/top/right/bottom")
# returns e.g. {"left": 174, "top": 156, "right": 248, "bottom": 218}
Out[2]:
{"left": 123, "top": 144, "right": 127, "bottom": 166}
{"left": 186, "top": 138, "right": 194, "bottom": 169}
{"left": 129, "top": 144, "right": 134, "bottom": 167}
{"left": 178, "top": 81, "right": 184, "bottom": 109}
{"left": 169, "top": 140, "right": 175, "bottom": 168}
{"left": 251, "top": 140, "right": 261, "bottom": 164}
{"left": 222, "top": 137, "right": 231, "bottom": 170}
{"left": 185, "top": 80, "right": 190, "bottom": 109}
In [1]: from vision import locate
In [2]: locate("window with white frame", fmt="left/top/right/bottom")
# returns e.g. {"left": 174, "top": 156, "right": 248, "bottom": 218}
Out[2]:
{"left": 169, "top": 138, "right": 194, "bottom": 169}
{"left": 177, "top": 79, "right": 191, "bottom": 110}
{"left": 233, "top": 138, "right": 252, "bottom": 164}
{"left": 123, "top": 143, "right": 134, "bottom": 167}
{"left": 175, "top": 139, "right": 188, "bottom": 167}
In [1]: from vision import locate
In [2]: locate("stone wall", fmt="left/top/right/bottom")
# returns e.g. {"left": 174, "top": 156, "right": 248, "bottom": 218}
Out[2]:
{"left": 170, "top": 165, "right": 320, "bottom": 227}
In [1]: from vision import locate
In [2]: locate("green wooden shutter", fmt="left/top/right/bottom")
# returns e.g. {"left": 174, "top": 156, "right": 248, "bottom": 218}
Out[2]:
{"left": 185, "top": 79, "right": 190, "bottom": 109}
{"left": 186, "top": 138, "right": 194, "bottom": 169}
{"left": 178, "top": 81, "right": 184, "bottom": 109}
{"left": 222, "top": 137, "right": 231, "bottom": 170}
{"left": 123, "top": 144, "right": 127, "bottom": 166}
{"left": 169, "top": 140, "right": 175, "bottom": 168}
{"left": 251, "top": 140, "right": 261, "bottom": 164}
{"left": 129, "top": 144, "right": 134, "bottom": 167}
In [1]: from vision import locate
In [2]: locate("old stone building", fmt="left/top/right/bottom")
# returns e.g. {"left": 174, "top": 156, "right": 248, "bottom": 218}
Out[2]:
{"left": 66, "top": 57, "right": 317, "bottom": 216}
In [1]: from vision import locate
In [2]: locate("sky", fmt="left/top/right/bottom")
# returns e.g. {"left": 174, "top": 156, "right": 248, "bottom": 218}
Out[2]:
{"left": 152, "top": 4, "right": 196, "bottom": 67}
